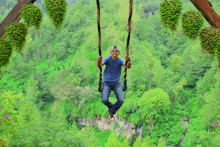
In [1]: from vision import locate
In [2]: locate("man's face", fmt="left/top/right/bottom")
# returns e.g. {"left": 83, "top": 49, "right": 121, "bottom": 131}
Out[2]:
{"left": 110, "top": 49, "right": 120, "bottom": 58}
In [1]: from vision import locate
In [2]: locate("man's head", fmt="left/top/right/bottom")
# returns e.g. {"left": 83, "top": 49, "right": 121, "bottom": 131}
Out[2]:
{"left": 110, "top": 46, "right": 120, "bottom": 60}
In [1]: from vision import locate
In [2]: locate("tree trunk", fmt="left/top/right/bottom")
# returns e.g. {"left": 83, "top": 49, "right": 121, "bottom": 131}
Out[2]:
{"left": 148, "top": 82, "right": 151, "bottom": 90}
{"left": 150, "top": 115, "right": 154, "bottom": 128}
{"left": 79, "top": 97, "right": 89, "bottom": 111}
{"left": 37, "top": 52, "right": 40, "bottom": 60}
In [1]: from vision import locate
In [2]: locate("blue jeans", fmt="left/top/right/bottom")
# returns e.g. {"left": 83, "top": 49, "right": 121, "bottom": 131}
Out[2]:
{"left": 101, "top": 81, "right": 124, "bottom": 114}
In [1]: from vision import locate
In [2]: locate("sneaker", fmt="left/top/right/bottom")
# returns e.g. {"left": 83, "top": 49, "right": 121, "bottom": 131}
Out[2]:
{"left": 108, "top": 108, "right": 114, "bottom": 118}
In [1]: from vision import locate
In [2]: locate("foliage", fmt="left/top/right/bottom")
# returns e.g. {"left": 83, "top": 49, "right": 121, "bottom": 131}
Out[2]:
{"left": 199, "top": 27, "right": 220, "bottom": 57}
{"left": 181, "top": 10, "right": 204, "bottom": 40}
{"left": 138, "top": 88, "right": 171, "bottom": 125}
{"left": 157, "top": 136, "right": 165, "bottom": 147}
{"left": 44, "top": 0, "right": 68, "bottom": 31}
{"left": 4, "top": 22, "right": 28, "bottom": 53}
{"left": 166, "top": 122, "right": 185, "bottom": 145}
{"left": 0, "top": 0, "right": 220, "bottom": 146}
{"left": 105, "top": 131, "right": 121, "bottom": 147}
{"left": 141, "top": 135, "right": 155, "bottom": 147}
{"left": 0, "top": 38, "right": 13, "bottom": 68}
{"left": 121, "top": 137, "right": 130, "bottom": 147}
{"left": 133, "top": 135, "right": 142, "bottom": 147}
{"left": 20, "top": 3, "right": 43, "bottom": 30}
{"left": 93, "top": 127, "right": 111, "bottom": 147}
{"left": 26, "top": 75, "right": 41, "bottom": 103}
{"left": 0, "top": 137, "right": 9, "bottom": 147}
{"left": 159, "top": 0, "right": 182, "bottom": 36}
{"left": 114, "top": 0, "right": 140, "bottom": 33}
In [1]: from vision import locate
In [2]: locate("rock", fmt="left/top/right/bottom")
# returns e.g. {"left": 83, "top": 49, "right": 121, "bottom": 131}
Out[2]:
{"left": 76, "top": 115, "right": 142, "bottom": 142}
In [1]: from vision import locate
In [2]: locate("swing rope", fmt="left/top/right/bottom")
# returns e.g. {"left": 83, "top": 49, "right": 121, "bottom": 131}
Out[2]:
{"left": 96, "top": 0, "right": 133, "bottom": 93}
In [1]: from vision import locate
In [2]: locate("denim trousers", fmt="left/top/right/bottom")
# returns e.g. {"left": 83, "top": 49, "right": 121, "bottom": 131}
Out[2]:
{"left": 101, "top": 81, "right": 124, "bottom": 114}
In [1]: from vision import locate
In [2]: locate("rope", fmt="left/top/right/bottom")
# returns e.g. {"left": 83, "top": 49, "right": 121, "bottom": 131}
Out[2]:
{"left": 96, "top": 0, "right": 133, "bottom": 92}
{"left": 96, "top": 0, "right": 102, "bottom": 92}
{"left": 123, "top": 0, "right": 133, "bottom": 91}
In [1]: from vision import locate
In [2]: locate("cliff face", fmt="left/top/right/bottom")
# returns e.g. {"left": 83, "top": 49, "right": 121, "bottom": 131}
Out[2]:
{"left": 76, "top": 115, "right": 189, "bottom": 147}
{"left": 76, "top": 114, "right": 140, "bottom": 141}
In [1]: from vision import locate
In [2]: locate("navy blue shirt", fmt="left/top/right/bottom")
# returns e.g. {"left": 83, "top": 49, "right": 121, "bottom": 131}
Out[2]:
{"left": 103, "top": 56, "right": 125, "bottom": 82}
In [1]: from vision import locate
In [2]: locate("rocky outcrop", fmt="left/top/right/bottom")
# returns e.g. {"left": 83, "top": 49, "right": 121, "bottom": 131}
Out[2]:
{"left": 76, "top": 115, "right": 189, "bottom": 146}
{"left": 77, "top": 114, "right": 138, "bottom": 141}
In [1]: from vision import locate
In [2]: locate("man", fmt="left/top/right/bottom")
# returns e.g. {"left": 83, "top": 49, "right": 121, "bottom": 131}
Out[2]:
{"left": 97, "top": 45, "right": 131, "bottom": 118}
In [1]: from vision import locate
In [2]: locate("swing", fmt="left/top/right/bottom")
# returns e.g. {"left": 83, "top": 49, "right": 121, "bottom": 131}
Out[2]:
{"left": 96, "top": 0, "right": 133, "bottom": 96}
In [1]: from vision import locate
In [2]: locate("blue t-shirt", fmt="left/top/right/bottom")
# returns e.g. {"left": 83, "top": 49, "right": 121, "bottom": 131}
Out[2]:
{"left": 103, "top": 56, "right": 125, "bottom": 82}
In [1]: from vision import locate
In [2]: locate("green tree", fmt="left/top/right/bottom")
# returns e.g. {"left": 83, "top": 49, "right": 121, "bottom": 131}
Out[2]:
{"left": 37, "top": 15, "right": 57, "bottom": 44}
{"left": 114, "top": 0, "right": 139, "bottom": 32}
{"left": 200, "top": 70, "right": 220, "bottom": 135}
{"left": 26, "top": 74, "right": 40, "bottom": 103}
{"left": 152, "top": 60, "right": 166, "bottom": 88}
{"left": 196, "top": 57, "right": 218, "bottom": 105}
{"left": 77, "top": 121, "right": 97, "bottom": 147}
{"left": 174, "top": 77, "right": 187, "bottom": 99}
{"left": 0, "top": 91, "right": 22, "bottom": 140}
{"left": 6, "top": 93, "right": 47, "bottom": 146}
{"left": 31, "top": 34, "right": 45, "bottom": 61}
{"left": 138, "top": 88, "right": 171, "bottom": 128}
{"left": 44, "top": 105, "right": 68, "bottom": 146}
{"left": 168, "top": 54, "right": 182, "bottom": 74}
{"left": 141, "top": 136, "right": 155, "bottom": 147}
{"left": 181, "top": 41, "right": 213, "bottom": 87}
{"left": 128, "top": 41, "right": 156, "bottom": 91}
{"left": 121, "top": 138, "right": 130, "bottom": 147}
{"left": 105, "top": 131, "right": 121, "bottom": 147}
{"left": 157, "top": 137, "right": 165, "bottom": 147}
{"left": 133, "top": 136, "right": 142, "bottom": 147}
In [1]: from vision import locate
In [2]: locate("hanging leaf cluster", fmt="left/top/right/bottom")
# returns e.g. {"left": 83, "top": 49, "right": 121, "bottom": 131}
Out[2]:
{"left": 4, "top": 22, "right": 28, "bottom": 53}
{"left": 159, "top": 0, "right": 182, "bottom": 33}
{"left": 0, "top": 38, "right": 13, "bottom": 68}
{"left": 199, "top": 27, "right": 220, "bottom": 58}
{"left": 0, "top": 1, "right": 67, "bottom": 69}
{"left": 20, "top": 3, "right": 43, "bottom": 30}
{"left": 159, "top": 0, "right": 220, "bottom": 69}
{"left": 182, "top": 10, "right": 204, "bottom": 40}
{"left": 44, "top": 0, "right": 68, "bottom": 31}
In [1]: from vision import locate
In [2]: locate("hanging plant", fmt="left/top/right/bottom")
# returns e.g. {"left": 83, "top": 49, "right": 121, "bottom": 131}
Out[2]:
{"left": 199, "top": 27, "right": 220, "bottom": 58}
{"left": 159, "top": 0, "right": 182, "bottom": 36}
{"left": 217, "top": 48, "right": 220, "bottom": 69}
{"left": 181, "top": 10, "right": 204, "bottom": 40}
{"left": 20, "top": 3, "right": 43, "bottom": 30}
{"left": 0, "top": 38, "right": 13, "bottom": 68}
{"left": 4, "top": 22, "right": 28, "bottom": 53}
{"left": 44, "top": 0, "right": 68, "bottom": 31}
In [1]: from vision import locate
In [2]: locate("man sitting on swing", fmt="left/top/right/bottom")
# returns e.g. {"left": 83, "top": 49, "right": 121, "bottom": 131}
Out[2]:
{"left": 97, "top": 46, "right": 131, "bottom": 118}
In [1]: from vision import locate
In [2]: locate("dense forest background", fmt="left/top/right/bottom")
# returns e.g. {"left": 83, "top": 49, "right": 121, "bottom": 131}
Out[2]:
{"left": 0, "top": 0, "right": 220, "bottom": 146}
